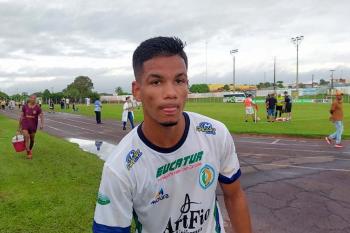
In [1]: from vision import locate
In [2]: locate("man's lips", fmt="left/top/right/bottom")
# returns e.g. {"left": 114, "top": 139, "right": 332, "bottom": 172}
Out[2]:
{"left": 160, "top": 105, "right": 179, "bottom": 114}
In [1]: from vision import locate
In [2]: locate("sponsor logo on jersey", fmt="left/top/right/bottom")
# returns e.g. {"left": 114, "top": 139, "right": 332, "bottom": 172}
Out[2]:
{"left": 163, "top": 194, "right": 210, "bottom": 233}
{"left": 97, "top": 193, "right": 110, "bottom": 205}
{"left": 199, "top": 164, "right": 215, "bottom": 189}
{"left": 126, "top": 149, "right": 143, "bottom": 170}
{"left": 150, "top": 188, "right": 169, "bottom": 205}
{"left": 196, "top": 122, "right": 216, "bottom": 135}
{"left": 156, "top": 151, "right": 203, "bottom": 180}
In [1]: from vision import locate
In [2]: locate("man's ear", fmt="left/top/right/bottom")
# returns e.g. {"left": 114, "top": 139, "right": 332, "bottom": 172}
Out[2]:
{"left": 132, "top": 81, "right": 141, "bottom": 102}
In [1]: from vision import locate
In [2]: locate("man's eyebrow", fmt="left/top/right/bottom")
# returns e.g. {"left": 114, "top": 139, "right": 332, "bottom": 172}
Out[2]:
{"left": 147, "top": 74, "right": 163, "bottom": 79}
{"left": 175, "top": 72, "right": 187, "bottom": 78}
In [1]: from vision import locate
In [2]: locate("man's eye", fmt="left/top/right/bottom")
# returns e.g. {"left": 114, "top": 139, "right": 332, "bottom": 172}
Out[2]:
{"left": 150, "top": 80, "right": 161, "bottom": 86}
{"left": 176, "top": 79, "right": 186, "bottom": 84}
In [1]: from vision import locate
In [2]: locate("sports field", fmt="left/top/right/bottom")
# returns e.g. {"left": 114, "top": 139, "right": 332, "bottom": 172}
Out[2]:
{"left": 43, "top": 102, "right": 350, "bottom": 138}
{"left": 0, "top": 115, "right": 103, "bottom": 233}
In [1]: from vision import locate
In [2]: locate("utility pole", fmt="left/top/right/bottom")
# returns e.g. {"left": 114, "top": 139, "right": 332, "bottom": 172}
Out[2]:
{"left": 230, "top": 49, "right": 238, "bottom": 92}
{"left": 330, "top": 69, "right": 335, "bottom": 95}
{"left": 273, "top": 57, "right": 276, "bottom": 93}
{"left": 291, "top": 36, "right": 304, "bottom": 98}
{"left": 312, "top": 74, "right": 314, "bottom": 88}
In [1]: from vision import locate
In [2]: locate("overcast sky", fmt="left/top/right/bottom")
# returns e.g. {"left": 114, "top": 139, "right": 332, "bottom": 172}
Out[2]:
{"left": 0, "top": 0, "right": 349, "bottom": 95}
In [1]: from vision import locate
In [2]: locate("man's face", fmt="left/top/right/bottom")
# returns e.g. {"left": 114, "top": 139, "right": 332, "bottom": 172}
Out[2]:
{"left": 132, "top": 55, "right": 188, "bottom": 127}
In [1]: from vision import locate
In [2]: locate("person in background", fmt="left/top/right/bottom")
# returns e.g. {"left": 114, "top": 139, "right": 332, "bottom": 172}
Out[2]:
{"left": 243, "top": 94, "right": 257, "bottom": 122}
{"left": 94, "top": 98, "right": 102, "bottom": 124}
{"left": 275, "top": 94, "right": 284, "bottom": 118}
{"left": 122, "top": 96, "right": 135, "bottom": 130}
{"left": 66, "top": 98, "right": 70, "bottom": 109}
{"left": 284, "top": 91, "right": 292, "bottom": 121}
{"left": 60, "top": 99, "right": 65, "bottom": 110}
{"left": 265, "top": 94, "right": 270, "bottom": 120}
{"left": 49, "top": 99, "right": 55, "bottom": 113}
{"left": 18, "top": 95, "right": 44, "bottom": 159}
{"left": 325, "top": 90, "right": 344, "bottom": 148}
{"left": 267, "top": 93, "right": 277, "bottom": 122}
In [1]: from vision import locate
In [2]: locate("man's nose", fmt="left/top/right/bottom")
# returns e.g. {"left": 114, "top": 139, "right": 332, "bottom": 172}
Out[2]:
{"left": 163, "top": 82, "right": 177, "bottom": 99}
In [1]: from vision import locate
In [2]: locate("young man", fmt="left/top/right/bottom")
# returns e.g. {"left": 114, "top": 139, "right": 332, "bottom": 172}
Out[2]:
{"left": 267, "top": 93, "right": 277, "bottom": 122}
{"left": 93, "top": 37, "right": 252, "bottom": 233}
{"left": 122, "top": 96, "right": 135, "bottom": 130}
{"left": 325, "top": 90, "right": 344, "bottom": 148}
{"left": 243, "top": 94, "right": 256, "bottom": 122}
{"left": 18, "top": 95, "right": 44, "bottom": 159}
{"left": 283, "top": 91, "right": 292, "bottom": 121}
{"left": 94, "top": 98, "right": 102, "bottom": 124}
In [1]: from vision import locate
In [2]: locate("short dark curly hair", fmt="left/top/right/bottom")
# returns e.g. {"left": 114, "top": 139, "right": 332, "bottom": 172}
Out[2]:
{"left": 132, "top": 36, "right": 188, "bottom": 80}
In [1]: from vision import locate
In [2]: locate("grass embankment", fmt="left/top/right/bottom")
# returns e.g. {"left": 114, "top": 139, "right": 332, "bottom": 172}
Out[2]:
{"left": 0, "top": 115, "right": 103, "bottom": 233}
{"left": 43, "top": 102, "right": 350, "bottom": 138}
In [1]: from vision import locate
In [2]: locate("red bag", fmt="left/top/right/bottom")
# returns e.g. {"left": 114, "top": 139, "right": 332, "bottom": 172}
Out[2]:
{"left": 12, "top": 134, "right": 26, "bottom": 152}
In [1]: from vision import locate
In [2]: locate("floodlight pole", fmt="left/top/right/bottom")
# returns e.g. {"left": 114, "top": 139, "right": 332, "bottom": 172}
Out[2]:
{"left": 330, "top": 69, "right": 335, "bottom": 95}
{"left": 291, "top": 35, "right": 304, "bottom": 98}
{"left": 230, "top": 49, "right": 238, "bottom": 92}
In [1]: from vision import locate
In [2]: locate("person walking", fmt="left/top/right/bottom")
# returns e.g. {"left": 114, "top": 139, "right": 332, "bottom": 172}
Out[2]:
{"left": 122, "top": 96, "right": 135, "bottom": 130}
{"left": 93, "top": 36, "right": 252, "bottom": 233}
{"left": 18, "top": 95, "right": 44, "bottom": 159}
{"left": 94, "top": 98, "right": 102, "bottom": 124}
{"left": 325, "top": 90, "right": 344, "bottom": 148}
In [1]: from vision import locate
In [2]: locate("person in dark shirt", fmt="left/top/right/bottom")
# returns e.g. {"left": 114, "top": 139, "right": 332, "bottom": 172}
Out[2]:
{"left": 284, "top": 91, "right": 292, "bottom": 121}
{"left": 267, "top": 93, "right": 277, "bottom": 122}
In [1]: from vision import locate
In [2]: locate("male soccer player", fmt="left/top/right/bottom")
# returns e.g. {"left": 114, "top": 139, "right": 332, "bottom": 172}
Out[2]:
{"left": 18, "top": 95, "right": 44, "bottom": 159}
{"left": 243, "top": 94, "right": 256, "bottom": 122}
{"left": 93, "top": 37, "right": 252, "bottom": 233}
{"left": 94, "top": 98, "right": 102, "bottom": 124}
{"left": 325, "top": 90, "right": 344, "bottom": 148}
{"left": 283, "top": 91, "right": 292, "bottom": 121}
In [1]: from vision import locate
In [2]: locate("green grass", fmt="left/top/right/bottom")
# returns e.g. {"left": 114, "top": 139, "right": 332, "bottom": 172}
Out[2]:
{"left": 0, "top": 115, "right": 103, "bottom": 233}
{"left": 43, "top": 102, "right": 350, "bottom": 138}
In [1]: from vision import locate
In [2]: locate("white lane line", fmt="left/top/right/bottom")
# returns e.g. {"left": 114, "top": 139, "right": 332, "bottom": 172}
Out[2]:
{"left": 45, "top": 118, "right": 106, "bottom": 135}
{"left": 237, "top": 140, "right": 325, "bottom": 147}
{"left": 254, "top": 163, "right": 350, "bottom": 172}
{"left": 239, "top": 152, "right": 350, "bottom": 161}
{"left": 271, "top": 139, "right": 280, "bottom": 144}
{"left": 259, "top": 147, "right": 350, "bottom": 154}
{"left": 46, "top": 125, "right": 73, "bottom": 134}
{"left": 59, "top": 117, "right": 123, "bottom": 127}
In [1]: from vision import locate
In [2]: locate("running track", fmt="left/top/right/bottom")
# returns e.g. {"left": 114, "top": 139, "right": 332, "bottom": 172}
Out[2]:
{"left": 1, "top": 109, "right": 350, "bottom": 233}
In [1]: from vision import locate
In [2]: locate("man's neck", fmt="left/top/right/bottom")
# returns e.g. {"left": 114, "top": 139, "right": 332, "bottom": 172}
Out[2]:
{"left": 141, "top": 113, "right": 186, "bottom": 149}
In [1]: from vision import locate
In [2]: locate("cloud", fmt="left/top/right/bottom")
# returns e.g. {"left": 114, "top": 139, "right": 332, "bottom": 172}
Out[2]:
{"left": 0, "top": 0, "right": 349, "bottom": 95}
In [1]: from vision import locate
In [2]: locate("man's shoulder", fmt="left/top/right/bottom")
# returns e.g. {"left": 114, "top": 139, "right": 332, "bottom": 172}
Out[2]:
{"left": 186, "top": 111, "right": 228, "bottom": 133}
{"left": 105, "top": 128, "right": 141, "bottom": 172}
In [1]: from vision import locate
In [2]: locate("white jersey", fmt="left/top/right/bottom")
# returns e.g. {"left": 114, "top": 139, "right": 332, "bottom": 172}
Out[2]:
{"left": 93, "top": 112, "right": 241, "bottom": 233}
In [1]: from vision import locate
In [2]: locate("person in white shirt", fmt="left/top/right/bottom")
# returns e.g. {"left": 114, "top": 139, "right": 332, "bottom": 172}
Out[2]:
{"left": 122, "top": 96, "right": 135, "bottom": 130}
{"left": 93, "top": 37, "right": 252, "bottom": 233}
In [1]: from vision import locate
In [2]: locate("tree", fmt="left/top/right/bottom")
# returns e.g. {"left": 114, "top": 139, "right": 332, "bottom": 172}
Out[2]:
{"left": 189, "top": 84, "right": 209, "bottom": 93}
{"left": 64, "top": 87, "right": 80, "bottom": 102}
{"left": 257, "top": 82, "right": 273, "bottom": 89}
{"left": 276, "top": 81, "right": 284, "bottom": 88}
{"left": 65, "top": 76, "right": 94, "bottom": 101}
{"left": 115, "top": 86, "right": 124, "bottom": 95}
{"left": 319, "top": 79, "right": 329, "bottom": 86}
{"left": 42, "top": 89, "right": 51, "bottom": 102}
{"left": 88, "top": 92, "right": 100, "bottom": 102}
{"left": 0, "top": 91, "right": 9, "bottom": 99}
{"left": 223, "top": 84, "right": 230, "bottom": 91}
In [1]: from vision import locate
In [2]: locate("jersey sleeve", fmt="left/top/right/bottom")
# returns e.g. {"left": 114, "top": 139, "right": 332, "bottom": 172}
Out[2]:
{"left": 218, "top": 128, "right": 241, "bottom": 184}
{"left": 93, "top": 164, "right": 133, "bottom": 233}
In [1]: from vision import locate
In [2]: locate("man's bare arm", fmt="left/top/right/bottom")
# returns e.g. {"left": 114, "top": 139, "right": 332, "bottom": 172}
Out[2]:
{"left": 39, "top": 112, "right": 44, "bottom": 129}
{"left": 220, "top": 180, "right": 252, "bottom": 233}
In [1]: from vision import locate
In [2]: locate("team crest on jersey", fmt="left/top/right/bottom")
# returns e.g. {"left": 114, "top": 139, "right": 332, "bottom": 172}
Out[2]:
{"left": 199, "top": 164, "right": 215, "bottom": 189}
{"left": 150, "top": 188, "right": 169, "bottom": 205}
{"left": 97, "top": 193, "right": 110, "bottom": 205}
{"left": 125, "top": 149, "right": 143, "bottom": 170}
{"left": 196, "top": 122, "right": 216, "bottom": 135}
